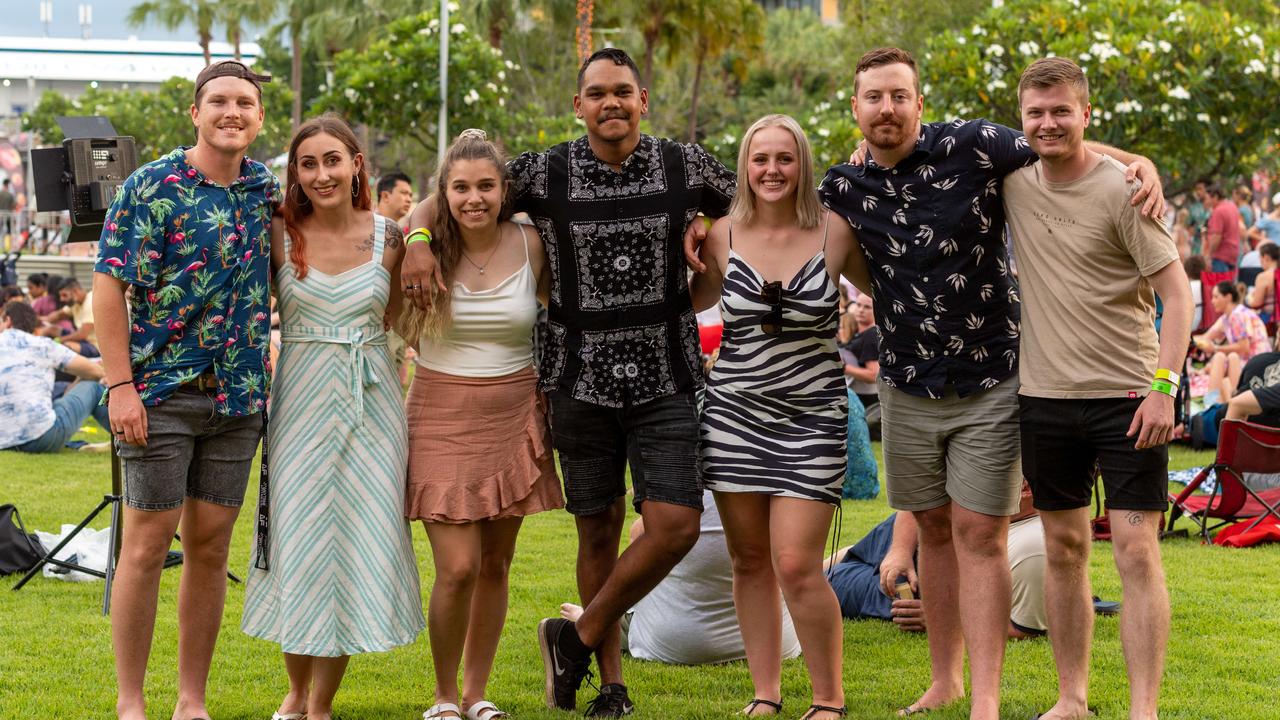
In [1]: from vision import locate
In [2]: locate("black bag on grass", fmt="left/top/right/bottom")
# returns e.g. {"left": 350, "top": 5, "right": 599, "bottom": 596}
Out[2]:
{"left": 0, "top": 504, "right": 47, "bottom": 576}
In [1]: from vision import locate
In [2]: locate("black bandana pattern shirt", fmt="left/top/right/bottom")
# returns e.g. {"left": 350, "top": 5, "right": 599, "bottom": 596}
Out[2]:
{"left": 509, "top": 134, "right": 736, "bottom": 407}
{"left": 819, "top": 119, "right": 1036, "bottom": 399}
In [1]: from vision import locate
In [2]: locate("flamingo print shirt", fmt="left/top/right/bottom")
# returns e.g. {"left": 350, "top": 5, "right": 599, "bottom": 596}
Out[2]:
{"left": 819, "top": 120, "right": 1036, "bottom": 399}
{"left": 95, "top": 146, "right": 281, "bottom": 416}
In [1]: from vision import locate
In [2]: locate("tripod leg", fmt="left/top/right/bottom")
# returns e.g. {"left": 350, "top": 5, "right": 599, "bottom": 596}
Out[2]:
{"left": 103, "top": 443, "right": 125, "bottom": 615}
{"left": 102, "top": 495, "right": 122, "bottom": 615}
{"left": 12, "top": 496, "right": 113, "bottom": 591}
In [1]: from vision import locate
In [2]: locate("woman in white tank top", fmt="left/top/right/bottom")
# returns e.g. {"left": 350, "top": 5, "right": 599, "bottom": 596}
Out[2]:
{"left": 399, "top": 130, "right": 563, "bottom": 720}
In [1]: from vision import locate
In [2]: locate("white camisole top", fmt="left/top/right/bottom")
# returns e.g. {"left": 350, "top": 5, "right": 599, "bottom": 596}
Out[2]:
{"left": 417, "top": 224, "right": 537, "bottom": 377}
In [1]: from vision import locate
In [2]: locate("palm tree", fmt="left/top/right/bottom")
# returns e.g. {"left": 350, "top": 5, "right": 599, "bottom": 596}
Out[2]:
{"left": 669, "top": 0, "right": 765, "bottom": 142}
{"left": 127, "top": 0, "right": 219, "bottom": 66}
{"left": 219, "top": 0, "right": 276, "bottom": 61}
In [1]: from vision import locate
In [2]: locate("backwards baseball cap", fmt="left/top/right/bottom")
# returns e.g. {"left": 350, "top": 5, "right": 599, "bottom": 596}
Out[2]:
{"left": 194, "top": 60, "right": 273, "bottom": 100}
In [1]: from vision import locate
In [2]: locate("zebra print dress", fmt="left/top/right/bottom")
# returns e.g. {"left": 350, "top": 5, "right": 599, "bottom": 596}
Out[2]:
{"left": 701, "top": 231, "right": 848, "bottom": 504}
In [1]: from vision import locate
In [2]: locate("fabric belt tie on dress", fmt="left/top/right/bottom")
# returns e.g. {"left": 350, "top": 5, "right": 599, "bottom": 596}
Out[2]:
{"left": 280, "top": 324, "right": 386, "bottom": 427}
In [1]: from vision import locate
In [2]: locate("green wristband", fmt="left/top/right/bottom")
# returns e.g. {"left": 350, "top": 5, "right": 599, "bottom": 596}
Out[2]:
{"left": 1151, "top": 379, "right": 1176, "bottom": 397}
{"left": 406, "top": 227, "right": 432, "bottom": 246}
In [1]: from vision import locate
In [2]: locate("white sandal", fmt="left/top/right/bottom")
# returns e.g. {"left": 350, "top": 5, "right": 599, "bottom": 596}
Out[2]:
{"left": 424, "top": 703, "right": 463, "bottom": 719}
{"left": 466, "top": 701, "right": 509, "bottom": 720}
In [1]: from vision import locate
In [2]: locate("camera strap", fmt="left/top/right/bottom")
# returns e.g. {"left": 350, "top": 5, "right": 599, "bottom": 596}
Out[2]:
{"left": 253, "top": 407, "right": 270, "bottom": 571}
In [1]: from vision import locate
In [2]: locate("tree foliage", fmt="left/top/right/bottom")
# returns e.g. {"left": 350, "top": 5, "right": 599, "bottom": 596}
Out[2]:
{"left": 921, "top": 0, "right": 1280, "bottom": 192}
{"left": 315, "top": 10, "right": 521, "bottom": 166}
{"left": 22, "top": 78, "right": 294, "bottom": 163}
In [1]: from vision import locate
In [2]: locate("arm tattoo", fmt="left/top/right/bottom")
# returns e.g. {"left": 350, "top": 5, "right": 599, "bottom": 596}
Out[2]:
{"left": 355, "top": 231, "right": 375, "bottom": 253}
{"left": 1126, "top": 512, "right": 1145, "bottom": 526}
{"left": 384, "top": 222, "right": 404, "bottom": 250}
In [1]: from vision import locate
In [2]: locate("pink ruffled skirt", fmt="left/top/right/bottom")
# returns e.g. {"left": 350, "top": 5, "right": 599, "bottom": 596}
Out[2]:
{"left": 405, "top": 365, "right": 563, "bottom": 523}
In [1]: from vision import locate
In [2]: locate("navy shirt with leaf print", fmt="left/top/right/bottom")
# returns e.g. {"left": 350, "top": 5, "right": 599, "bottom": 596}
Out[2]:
{"left": 819, "top": 119, "right": 1036, "bottom": 400}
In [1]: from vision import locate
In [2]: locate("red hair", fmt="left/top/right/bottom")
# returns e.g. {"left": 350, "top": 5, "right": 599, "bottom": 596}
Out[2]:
{"left": 282, "top": 113, "right": 372, "bottom": 278}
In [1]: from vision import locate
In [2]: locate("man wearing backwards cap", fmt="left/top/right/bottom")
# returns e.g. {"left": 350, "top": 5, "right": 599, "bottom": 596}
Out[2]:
{"left": 93, "top": 60, "right": 281, "bottom": 720}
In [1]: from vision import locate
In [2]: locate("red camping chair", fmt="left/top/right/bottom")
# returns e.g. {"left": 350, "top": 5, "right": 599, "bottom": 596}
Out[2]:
{"left": 1196, "top": 269, "right": 1237, "bottom": 332}
{"left": 1167, "top": 419, "right": 1280, "bottom": 542}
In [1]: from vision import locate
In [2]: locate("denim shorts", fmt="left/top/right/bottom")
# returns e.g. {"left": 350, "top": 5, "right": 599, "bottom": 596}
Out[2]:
{"left": 117, "top": 389, "right": 263, "bottom": 511}
{"left": 547, "top": 390, "right": 703, "bottom": 516}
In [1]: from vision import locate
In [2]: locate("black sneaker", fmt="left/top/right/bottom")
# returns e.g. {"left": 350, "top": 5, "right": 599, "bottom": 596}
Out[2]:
{"left": 584, "top": 683, "right": 635, "bottom": 717}
{"left": 538, "top": 617, "right": 592, "bottom": 710}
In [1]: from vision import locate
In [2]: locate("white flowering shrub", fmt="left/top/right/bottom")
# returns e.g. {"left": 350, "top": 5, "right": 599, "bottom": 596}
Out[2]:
{"left": 318, "top": 9, "right": 521, "bottom": 161}
{"left": 922, "top": 0, "right": 1280, "bottom": 190}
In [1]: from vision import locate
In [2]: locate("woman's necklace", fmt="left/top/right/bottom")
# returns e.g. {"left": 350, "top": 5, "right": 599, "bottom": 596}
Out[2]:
{"left": 460, "top": 229, "right": 503, "bottom": 275}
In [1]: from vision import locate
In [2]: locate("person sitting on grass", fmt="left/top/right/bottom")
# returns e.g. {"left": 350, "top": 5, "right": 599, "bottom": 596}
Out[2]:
{"left": 1194, "top": 281, "right": 1270, "bottom": 405}
{"left": 39, "top": 278, "right": 99, "bottom": 357}
{"left": 0, "top": 300, "right": 110, "bottom": 453}
{"left": 560, "top": 490, "right": 801, "bottom": 672}
{"left": 824, "top": 483, "right": 1049, "bottom": 640}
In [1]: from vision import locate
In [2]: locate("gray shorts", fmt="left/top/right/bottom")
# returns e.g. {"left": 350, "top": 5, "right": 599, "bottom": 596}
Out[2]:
{"left": 878, "top": 375, "right": 1022, "bottom": 517}
{"left": 117, "top": 389, "right": 263, "bottom": 511}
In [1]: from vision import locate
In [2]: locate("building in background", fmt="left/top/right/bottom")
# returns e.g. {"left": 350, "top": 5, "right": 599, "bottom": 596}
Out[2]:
{"left": 755, "top": 0, "right": 840, "bottom": 25}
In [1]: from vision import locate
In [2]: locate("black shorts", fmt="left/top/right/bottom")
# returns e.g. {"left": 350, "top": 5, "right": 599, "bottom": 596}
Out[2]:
{"left": 1019, "top": 395, "right": 1169, "bottom": 512}
{"left": 547, "top": 390, "right": 703, "bottom": 516}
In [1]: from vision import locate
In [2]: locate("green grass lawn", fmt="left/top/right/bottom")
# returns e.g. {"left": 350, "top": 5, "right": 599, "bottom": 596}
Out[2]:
{"left": 3, "top": 437, "right": 1279, "bottom": 719}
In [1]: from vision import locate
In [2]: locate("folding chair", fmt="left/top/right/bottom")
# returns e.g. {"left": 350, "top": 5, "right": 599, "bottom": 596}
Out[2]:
{"left": 1167, "top": 419, "right": 1280, "bottom": 542}
{"left": 1196, "top": 269, "right": 1237, "bottom": 332}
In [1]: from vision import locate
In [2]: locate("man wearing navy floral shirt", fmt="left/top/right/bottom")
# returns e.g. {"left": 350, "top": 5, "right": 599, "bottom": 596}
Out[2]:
{"left": 93, "top": 61, "right": 279, "bottom": 720}
{"left": 815, "top": 48, "right": 1164, "bottom": 720}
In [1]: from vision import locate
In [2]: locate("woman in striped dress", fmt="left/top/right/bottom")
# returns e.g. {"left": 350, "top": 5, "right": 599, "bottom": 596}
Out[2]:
{"left": 241, "top": 115, "right": 424, "bottom": 720}
{"left": 690, "top": 114, "right": 872, "bottom": 720}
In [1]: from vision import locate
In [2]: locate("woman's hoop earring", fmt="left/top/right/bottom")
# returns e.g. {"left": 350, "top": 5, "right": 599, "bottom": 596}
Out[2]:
{"left": 352, "top": 175, "right": 360, "bottom": 199}
{"left": 289, "top": 183, "right": 310, "bottom": 206}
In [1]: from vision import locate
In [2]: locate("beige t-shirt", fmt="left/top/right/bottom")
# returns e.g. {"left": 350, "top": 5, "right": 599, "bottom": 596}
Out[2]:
{"left": 1003, "top": 155, "right": 1178, "bottom": 399}
{"left": 73, "top": 290, "right": 97, "bottom": 345}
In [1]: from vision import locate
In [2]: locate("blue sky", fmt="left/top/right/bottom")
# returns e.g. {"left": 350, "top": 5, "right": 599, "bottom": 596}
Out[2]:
{"left": 2, "top": 0, "right": 269, "bottom": 42}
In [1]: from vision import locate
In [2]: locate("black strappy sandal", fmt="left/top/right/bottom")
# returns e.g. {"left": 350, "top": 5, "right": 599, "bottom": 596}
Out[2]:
{"left": 742, "top": 698, "right": 782, "bottom": 716}
{"left": 800, "top": 704, "right": 848, "bottom": 720}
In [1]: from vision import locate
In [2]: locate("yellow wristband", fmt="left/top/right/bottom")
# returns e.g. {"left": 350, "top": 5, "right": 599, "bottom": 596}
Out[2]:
{"left": 1155, "top": 368, "right": 1181, "bottom": 386}
{"left": 406, "top": 227, "right": 432, "bottom": 246}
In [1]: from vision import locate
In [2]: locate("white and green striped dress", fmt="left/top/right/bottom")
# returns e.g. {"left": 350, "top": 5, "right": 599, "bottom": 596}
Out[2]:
{"left": 242, "top": 214, "right": 424, "bottom": 657}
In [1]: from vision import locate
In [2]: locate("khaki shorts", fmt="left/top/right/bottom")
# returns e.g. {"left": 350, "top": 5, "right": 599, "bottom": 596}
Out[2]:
{"left": 1008, "top": 515, "right": 1048, "bottom": 633}
{"left": 879, "top": 375, "right": 1022, "bottom": 516}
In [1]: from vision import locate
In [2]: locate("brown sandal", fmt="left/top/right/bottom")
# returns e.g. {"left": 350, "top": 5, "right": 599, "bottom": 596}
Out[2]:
{"left": 742, "top": 699, "right": 782, "bottom": 716}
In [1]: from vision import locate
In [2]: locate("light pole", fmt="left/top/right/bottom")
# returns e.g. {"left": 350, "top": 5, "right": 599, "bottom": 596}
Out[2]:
{"left": 438, "top": 0, "right": 449, "bottom": 169}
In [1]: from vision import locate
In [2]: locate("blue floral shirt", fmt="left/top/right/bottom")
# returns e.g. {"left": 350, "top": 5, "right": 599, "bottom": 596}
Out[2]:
{"left": 95, "top": 147, "right": 281, "bottom": 416}
{"left": 0, "top": 329, "right": 80, "bottom": 449}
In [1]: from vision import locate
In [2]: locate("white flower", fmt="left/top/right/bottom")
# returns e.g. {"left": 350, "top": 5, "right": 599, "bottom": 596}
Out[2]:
{"left": 447, "top": 1, "right": 459, "bottom": 11}
{"left": 991, "top": 0, "right": 1003, "bottom": 7}
{"left": 722, "top": 134, "right": 736, "bottom": 145}
{"left": 1245, "top": 59, "right": 1268, "bottom": 75}
{"left": 1079, "top": 52, "right": 1092, "bottom": 62}
{"left": 1102, "top": 110, "right": 1112, "bottom": 120}
{"left": 1158, "top": 40, "right": 1172, "bottom": 53}
{"left": 817, "top": 127, "right": 831, "bottom": 137}
{"left": 1159, "top": 103, "right": 1171, "bottom": 114}
{"left": 1196, "top": 112, "right": 1212, "bottom": 123}
{"left": 463, "top": 88, "right": 480, "bottom": 105}
{"left": 497, "top": 97, "right": 505, "bottom": 107}
{"left": 428, "top": 18, "right": 439, "bottom": 29}
{"left": 971, "top": 25, "right": 986, "bottom": 36}
{"left": 921, "top": 83, "right": 932, "bottom": 96}
{"left": 986, "top": 78, "right": 1008, "bottom": 91}
{"left": 985, "top": 43, "right": 1004, "bottom": 57}
{"left": 451, "top": 22, "right": 466, "bottom": 34}
{"left": 1220, "top": 116, "right": 1230, "bottom": 124}
{"left": 1137, "top": 40, "right": 1155, "bottom": 53}
{"left": 343, "top": 87, "right": 358, "bottom": 102}
{"left": 1089, "top": 42, "right": 1120, "bottom": 62}
{"left": 956, "top": 35, "right": 966, "bottom": 45}
{"left": 1017, "top": 40, "right": 1040, "bottom": 56}
{"left": 417, "top": 26, "right": 434, "bottom": 35}
{"left": 497, "top": 70, "right": 506, "bottom": 81}
{"left": 808, "top": 115, "right": 819, "bottom": 126}
{"left": 1167, "top": 85, "right": 1190, "bottom": 100}
{"left": 486, "top": 82, "right": 498, "bottom": 92}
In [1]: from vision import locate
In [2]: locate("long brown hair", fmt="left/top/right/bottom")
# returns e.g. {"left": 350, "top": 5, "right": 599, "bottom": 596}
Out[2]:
{"left": 282, "top": 113, "right": 372, "bottom": 279}
{"left": 399, "top": 129, "right": 512, "bottom": 340}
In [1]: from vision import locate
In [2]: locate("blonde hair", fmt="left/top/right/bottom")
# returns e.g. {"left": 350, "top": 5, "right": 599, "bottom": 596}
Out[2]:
{"left": 727, "top": 114, "right": 821, "bottom": 229}
{"left": 398, "top": 130, "right": 511, "bottom": 341}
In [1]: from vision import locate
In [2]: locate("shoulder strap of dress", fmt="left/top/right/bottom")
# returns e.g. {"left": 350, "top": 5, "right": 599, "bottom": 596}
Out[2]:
{"left": 821, "top": 209, "right": 831, "bottom": 251}
{"left": 373, "top": 214, "right": 386, "bottom": 261}
{"left": 517, "top": 222, "right": 531, "bottom": 263}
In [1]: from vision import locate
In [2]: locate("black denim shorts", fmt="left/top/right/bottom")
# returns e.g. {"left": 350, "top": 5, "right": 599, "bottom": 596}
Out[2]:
{"left": 117, "top": 389, "right": 263, "bottom": 511}
{"left": 1019, "top": 395, "right": 1169, "bottom": 512}
{"left": 547, "top": 390, "right": 703, "bottom": 516}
